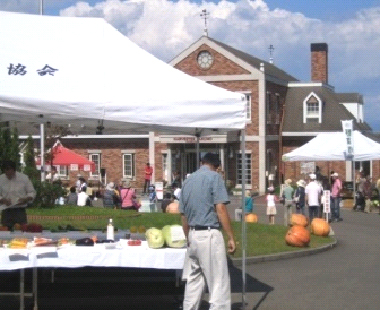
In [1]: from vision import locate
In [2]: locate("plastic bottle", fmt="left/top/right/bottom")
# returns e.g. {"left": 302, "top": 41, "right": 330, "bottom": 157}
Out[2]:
{"left": 106, "top": 218, "right": 114, "bottom": 241}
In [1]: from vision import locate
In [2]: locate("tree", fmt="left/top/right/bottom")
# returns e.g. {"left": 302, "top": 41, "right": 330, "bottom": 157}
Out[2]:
{"left": 0, "top": 127, "right": 21, "bottom": 172}
{"left": 23, "top": 135, "right": 39, "bottom": 180}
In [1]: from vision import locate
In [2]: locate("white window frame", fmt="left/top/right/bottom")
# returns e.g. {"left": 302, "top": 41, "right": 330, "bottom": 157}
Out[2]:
{"left": 88, "top": 152, "right": 101, "bottom": 180}
{"left": 54, "top": 165, "right": 68, "bottom": 179}
{"left": 303, "top": 92, "right": 322, "bottom": 123}
{"left": 235, "top": 151, "right": 252, "bottom": 189}
{"left": 122, "top": 150, "right": 136, "bottom": 180}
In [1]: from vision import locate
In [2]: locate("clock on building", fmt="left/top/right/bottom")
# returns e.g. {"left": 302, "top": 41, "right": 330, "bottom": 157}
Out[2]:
{"left": 197, "top": 50, "right": 214, "bottom": 69}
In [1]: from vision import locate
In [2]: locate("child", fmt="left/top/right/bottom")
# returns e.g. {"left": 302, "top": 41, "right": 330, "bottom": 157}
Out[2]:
{"left": 266, "top": 186, "right": 278, "bottom": 225}
{"left": 148, "top": 185, "right": 157, "bottom": 212}
{"left": 244, "top": 190, "right": 253, "bottom": 213}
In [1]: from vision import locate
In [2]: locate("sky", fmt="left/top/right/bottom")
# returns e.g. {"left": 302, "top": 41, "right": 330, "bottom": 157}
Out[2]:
{"left": 1, "top": 0, "right": 379, "bottom": 131}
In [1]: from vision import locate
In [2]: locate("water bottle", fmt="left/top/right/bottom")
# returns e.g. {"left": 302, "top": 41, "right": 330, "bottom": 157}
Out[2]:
{"left": 106, "top": 218, "right": 114, "bottom": 241}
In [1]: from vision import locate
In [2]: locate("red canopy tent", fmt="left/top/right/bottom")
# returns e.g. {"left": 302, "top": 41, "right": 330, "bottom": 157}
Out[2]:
{"left": 36, "top": 144, "right": 95, "bottom": 172}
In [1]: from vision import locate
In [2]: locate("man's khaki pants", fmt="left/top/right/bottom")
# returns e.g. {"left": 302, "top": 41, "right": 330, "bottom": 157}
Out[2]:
{"left": 183, "top": 229, "right": 231, "bottom": 310}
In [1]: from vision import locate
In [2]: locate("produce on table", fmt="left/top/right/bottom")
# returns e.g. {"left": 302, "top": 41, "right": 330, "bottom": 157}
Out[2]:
{"left": 9, "top": 238, "right": 28, "bottom": 249}
{"left": 162, "top": 225, "right": 186, "bottom": 248}
{"left": 285, "top": 225, "right": 310, "bottom": 247}
{"left": 0, "top": 226, "right": 8, "bottom": 231}
{"left": 127, "top": 240, "right": 141, "bottom": 246}
{"left": 145, "top": 227, "right": 165, "bottom": 249}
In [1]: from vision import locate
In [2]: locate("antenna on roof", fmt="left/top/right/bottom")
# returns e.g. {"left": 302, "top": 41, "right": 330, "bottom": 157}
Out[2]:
{"left": 200, "top": 9, "right": 210, "bottom": 37}
{"left": 269, "top": 44, "right": 274, "bottom": 64}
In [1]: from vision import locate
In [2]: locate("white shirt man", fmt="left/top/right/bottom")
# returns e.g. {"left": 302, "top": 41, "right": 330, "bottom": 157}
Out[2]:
{"left": 305, "top": 173, "right": 322, "bottom": 222}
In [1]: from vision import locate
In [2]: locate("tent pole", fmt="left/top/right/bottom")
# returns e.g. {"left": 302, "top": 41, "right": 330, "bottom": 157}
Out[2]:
{"left": 40, "top": 122, "right": 45, "bottom": 182}
{"left": 241, "top": 129, "right": 246, "bottom": 310}
{"left": 196, "top": 131, "right": 200, "bottom": 170}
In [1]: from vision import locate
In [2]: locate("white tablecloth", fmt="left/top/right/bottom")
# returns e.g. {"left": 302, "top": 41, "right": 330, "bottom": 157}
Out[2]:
{"left": 0, "top": 241, "right": 187, "bottom": 271}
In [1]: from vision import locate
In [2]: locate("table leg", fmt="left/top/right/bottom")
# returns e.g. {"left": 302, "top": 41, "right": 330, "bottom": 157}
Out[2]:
{"left": 33, "top": 267, "right": 38, "bottom": 310}
{"left": 19, "top": 269, "right": 25, "bottom": 310}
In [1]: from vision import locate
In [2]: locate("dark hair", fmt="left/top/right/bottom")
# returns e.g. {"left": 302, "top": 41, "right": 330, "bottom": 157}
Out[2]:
{"left": 201, "top": 153, "right": 220, "bottom": 168}
{"left": 2, "top": 160, "right": 16, "bottom": 171}
{"left": 70, "top": 186, "right": 76, "bottom": 193}
{"left": 164, "top": 192, "right": 172, "bottom": 199}
{"left": 81, "top": 186, "right": 87, "bottom": 192}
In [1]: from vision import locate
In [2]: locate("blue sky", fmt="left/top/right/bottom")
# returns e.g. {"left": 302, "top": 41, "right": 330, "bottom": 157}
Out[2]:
{"left": 1, "top": 0, "right": 379, "bottom": 131}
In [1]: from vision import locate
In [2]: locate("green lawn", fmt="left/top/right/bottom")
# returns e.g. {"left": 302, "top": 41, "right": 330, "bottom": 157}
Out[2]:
{"left": 22, "top": 206, "right": 334, "bottom": 258}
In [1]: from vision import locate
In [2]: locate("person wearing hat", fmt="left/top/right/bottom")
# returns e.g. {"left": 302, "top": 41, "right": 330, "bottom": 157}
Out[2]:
{"left": 331, "top": 172, "right": 343, "bottom": 222}
{"left": 282, "top": 179, "right": 294, "bottom": 226}
{"left": 120, "top": 180, "right": 137, "bottom": 210}
{"left": 103, "top": 182, "right": 117, "bottom": 208}
{"left": 305, "top": 173, "right": 322, "bottom": 223}
{"left": 293, "top": 180, "right": 306, "bottom": 215}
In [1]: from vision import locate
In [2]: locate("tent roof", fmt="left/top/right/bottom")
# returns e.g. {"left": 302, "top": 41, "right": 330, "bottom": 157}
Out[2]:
{"left": 36, "top": 145, "right": 95, "bottom": 171}
{"left": 0, "top": 11, "right": 245, "bottom": 136}
{"left": 282, "top": 131, "right": 380, "bottom": 162}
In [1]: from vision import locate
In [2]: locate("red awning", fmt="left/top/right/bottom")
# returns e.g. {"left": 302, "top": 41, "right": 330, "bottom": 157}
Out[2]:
{"left": 36, "top": 145, "right": 95, "bottom": 172}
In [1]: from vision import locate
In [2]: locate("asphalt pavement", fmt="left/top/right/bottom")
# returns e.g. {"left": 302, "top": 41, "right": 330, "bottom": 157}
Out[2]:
{"left": 1, "top": 196, "right": 379, "bottom": 310}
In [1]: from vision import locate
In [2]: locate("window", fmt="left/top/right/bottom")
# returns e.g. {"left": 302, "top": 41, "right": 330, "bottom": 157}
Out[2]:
{"left": 266, "top": 92, "right": 272, "bottom": 124}
{"left": 236, "top": 153, "right": 252, "bottom": 187}
{"left": 123, "top": 153, "right": 136, "bottom": 179}
{"left": 54, "top": 165, "right": 68, "bottom": 178}
{"left": 89, "top": 153, "right": 101, "bottom": 178}
{"left": 303, "top": 92, "right": 322, "bottom": 123}
{"left": 275, "top": 94, "right": 280, "bottom": 124}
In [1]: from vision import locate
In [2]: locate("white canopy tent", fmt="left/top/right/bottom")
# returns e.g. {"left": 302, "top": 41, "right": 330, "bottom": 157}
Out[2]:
{"left": 0, "top": 11, "right": 250, "bottom": 309}
{"left": 0, "top": 11, "right": 245, "bottom": 134}
{"left": 282, "top": 131, "right": 380, "bottom": 162}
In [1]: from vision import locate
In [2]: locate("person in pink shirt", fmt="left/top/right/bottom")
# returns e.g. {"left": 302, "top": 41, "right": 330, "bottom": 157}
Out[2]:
{"left": 143, "top": 163, "right": 153, "bottom": 195}
{"left": 330, "top": 172, "right": 342, "bottom": 222}
{"left": 120, "top": 180, "right": 137, "bottom": 210}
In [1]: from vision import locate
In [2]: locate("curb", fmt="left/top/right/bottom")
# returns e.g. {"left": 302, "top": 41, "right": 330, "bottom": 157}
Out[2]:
{"left": 229, "top": 238, "right": 337, "bottom": 266}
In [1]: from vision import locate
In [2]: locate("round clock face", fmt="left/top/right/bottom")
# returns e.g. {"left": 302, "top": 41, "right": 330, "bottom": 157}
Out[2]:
{"left": 197, "top": 51, "right": 214, "bottom": 69}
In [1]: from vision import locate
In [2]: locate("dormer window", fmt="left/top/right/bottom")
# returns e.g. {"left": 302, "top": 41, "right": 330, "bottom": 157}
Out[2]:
{"left": 303, "top": 92, "right": 322, "bottom": 123}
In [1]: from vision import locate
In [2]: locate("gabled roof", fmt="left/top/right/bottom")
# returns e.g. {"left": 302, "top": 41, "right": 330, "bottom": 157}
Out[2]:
{"left": 207, "top": 37, "right": 298, "bottom": 82}
{"left": 283, "top": 85, "right": 371, "bottom": 133}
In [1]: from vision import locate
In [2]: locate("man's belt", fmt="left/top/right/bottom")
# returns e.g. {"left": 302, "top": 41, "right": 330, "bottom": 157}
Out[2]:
{"left": 190, "top": 225, "right": 220, "bottom": 231}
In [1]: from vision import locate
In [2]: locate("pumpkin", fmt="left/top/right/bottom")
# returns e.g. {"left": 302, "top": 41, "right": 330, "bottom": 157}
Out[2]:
{"left": 13, "top": 223, "right": 21, "bottom": 231}
{"left": 166, "top": 202, "right": 180, "bottom": 214}
{"left": 245, "top": 213, "right": 258, "bottom": 223}
{"left": 291, "top": 214, "right": 309, "bottom": 227}
{"left": 0, "top": 226, "right": 8, "bottom": 231}
{"left": 285, "top": 225, "right": 310, "bottom": 247}
{"left": 311, "top": 218, "right": 330, "bottom": 236}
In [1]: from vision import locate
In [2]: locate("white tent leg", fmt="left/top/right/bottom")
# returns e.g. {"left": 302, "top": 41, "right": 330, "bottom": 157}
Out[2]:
{"left": 241, "top": 129, "right": 246, "bottom": 310}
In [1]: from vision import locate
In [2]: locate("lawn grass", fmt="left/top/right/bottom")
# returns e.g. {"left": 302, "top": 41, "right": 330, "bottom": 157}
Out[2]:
{"left": 22, "top": 206, "right": 334, "bottom": 258}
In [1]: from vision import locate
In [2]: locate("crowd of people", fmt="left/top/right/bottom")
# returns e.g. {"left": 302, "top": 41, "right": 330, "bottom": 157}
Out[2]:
{"left": 263, "top": 169, "right": 380, "bottom": 226}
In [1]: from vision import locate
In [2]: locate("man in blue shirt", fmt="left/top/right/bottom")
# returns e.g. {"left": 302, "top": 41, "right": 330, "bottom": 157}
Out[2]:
{"left": 179, "top": 153, "right": 235, "bottom": 310}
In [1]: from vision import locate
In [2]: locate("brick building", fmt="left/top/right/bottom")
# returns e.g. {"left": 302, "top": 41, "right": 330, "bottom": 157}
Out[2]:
{"left": 19, "top": 37, "right": 378, "bottom": 193}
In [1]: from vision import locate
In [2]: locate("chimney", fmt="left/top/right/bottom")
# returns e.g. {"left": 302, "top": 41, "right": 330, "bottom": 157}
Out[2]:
{"left": 311, "top": 43, "right": 328, "bottom": 84}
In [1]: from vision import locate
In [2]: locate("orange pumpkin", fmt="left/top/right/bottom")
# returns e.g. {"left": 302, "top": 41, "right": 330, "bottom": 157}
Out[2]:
{"left": 166, "top": 202, "right": 180, "bottom": 214}
{"left": 245, "top": 213, "right": 258, "bottom": 223}
{"left": 285, "top": 225, "right": 310, "bottom": 247}
{"left": 311, "top": 218, "right": 330, "bottom": 236}
{"left": 13, "top": 223, "right": 21, "bottom": 231}
{"left": 291, "top": 214, "right": 309, "bottom": 227}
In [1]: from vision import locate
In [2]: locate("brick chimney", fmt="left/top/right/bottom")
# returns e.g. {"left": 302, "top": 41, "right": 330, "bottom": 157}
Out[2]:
{"left": 311, "top": 43, "right": 328, "bottom": 84}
